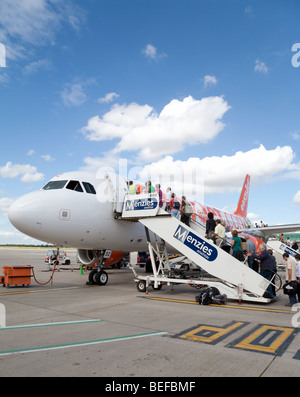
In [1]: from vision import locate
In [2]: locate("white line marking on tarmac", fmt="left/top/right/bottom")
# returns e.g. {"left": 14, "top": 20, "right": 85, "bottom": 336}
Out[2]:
{"left": 0, "top": 331, "right": 167, "bottom": 356}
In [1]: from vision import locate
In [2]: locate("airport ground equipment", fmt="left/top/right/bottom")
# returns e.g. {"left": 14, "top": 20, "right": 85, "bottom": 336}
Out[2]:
{"left": 45, "top": 249, "right": 70, "bottom": 270}
{"left": 120, "top": 193, "right": 276, "bottom": 303}
{"left": 267, "top": 240, "right": 299, "bottom": 271}
{"left": 1, "top": 266, "right": 32, "bottom": 287}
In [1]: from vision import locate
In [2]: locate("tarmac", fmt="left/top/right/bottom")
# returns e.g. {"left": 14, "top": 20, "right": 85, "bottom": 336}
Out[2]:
{"left": 0, "top": 247, "right": 300, "bottom": 379}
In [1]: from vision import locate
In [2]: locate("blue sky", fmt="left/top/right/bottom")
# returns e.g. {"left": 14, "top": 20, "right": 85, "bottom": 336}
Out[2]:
{"left": 0, "top": 0, "right": 300, "bottom": 244}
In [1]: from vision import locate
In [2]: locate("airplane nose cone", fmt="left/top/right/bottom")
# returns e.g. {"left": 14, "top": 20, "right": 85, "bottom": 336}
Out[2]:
{"left": 8, "top": 192, "right": 45, "bottom": 238}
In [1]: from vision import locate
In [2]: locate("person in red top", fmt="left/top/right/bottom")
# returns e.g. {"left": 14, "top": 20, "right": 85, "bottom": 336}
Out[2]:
{"left": 169, "top": 193, "right": 180, "bottom": 218}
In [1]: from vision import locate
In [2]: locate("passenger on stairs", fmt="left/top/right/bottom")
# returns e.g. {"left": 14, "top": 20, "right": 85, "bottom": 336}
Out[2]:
{"left": 180, "top": 195, "right": 190, "bottom": 226}
{"left": 155, "top": 184, "right": 163, "bottom": 207}
{"left": 146, "top": 180, "right": 155, "bottom": 193}
{"left": 244, "top": 235, "right": 256, "bottom": 270}
{"left": 205, "top": 212, "right": 216, "bottom": 240}
{"left": 128, "top": 181, "right": 137, "bottom": 194}
{"left": 221, "top": 225, "right": 232, "bottom": 253}
{"left": 169, "top": 193, "right": 180, "bottom": 219}
{"left": 165, "top": 187, "right": 172, "bottom": 212}
{"left": 231, "top": 230, "right": 244, "bottom": 261}
{"left": 214, "top": 219, "right": 225, "bottom": 247}
{"left": 247, "top": 244, "right": 277, "bottom": 299}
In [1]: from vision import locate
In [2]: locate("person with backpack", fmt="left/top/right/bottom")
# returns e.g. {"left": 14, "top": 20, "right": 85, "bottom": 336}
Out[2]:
{"left": 180, "top": 195, "right": 192, "bottom": 226}
{"left": 205, "top": 212, "right": 216, "bottom": 240}
{"left": 169, "top": 193, "right": 180, "bottom": 218}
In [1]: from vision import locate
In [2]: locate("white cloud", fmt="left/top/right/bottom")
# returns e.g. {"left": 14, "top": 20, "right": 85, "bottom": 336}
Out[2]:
{"left": 247, "top": 212, "right": 260, "bottom": 221}
{"left": 254, "top": 59, "right": 269, "bottom": 74}
{"left": 0, "top": 161, "right": 44, "bottom": 182}
{"left": 81, "top": 95, "right": 230, "bottom": 161}
{"left": 136, "top": 145, "right": 296, "bottom": 197}
{"left": 0, "top": 230, "right": 15, "bottom": 238}
{"left": 23, "top": 58, "right": 51, "bottom": 75}
{"left": 142, "top": 44, "right": 166, "bottom": 61}
{"left": 81, "top": 155, "right": 126, "bottom": 173}
{"left": 41, "top": 154, "right": 55, "bottom": 162}
{"left": 290, "top": 131, "right": 300, "bottom": 140}
{"left": 204, "top": 75, "right": 217, "bottom": 87}
{"left": 97, "top": 92, "right": 120, "bottom": 104}
{"left": 0, "top": 0, "right": 59, "bottom": 47}
{"left": 60, "top": 82, "right": 87, "bottom": 107}
{"left": 0, "top": 197, "right": 14, "bottom": 215}
{"left": 292, "top": 190, "right": 300, "bottom": 205}
{"left": 0, "top": 0, "right": 86, "bottom": 61}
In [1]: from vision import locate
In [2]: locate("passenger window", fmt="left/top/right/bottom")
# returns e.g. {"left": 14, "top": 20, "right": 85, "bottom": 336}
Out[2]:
{"left": 66, "top": 180, "right": 83, "bottom": 192}
{"left": 82, "top": 182, "right": 96, "bottom": 194}
{"left": 42, "top": 180, "right": 67, "bottom": 190}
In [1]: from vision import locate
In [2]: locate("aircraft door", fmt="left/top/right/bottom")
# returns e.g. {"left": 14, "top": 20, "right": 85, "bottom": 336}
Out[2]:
{"left": 106, "top": 172, "right": 128, "bottom": 213}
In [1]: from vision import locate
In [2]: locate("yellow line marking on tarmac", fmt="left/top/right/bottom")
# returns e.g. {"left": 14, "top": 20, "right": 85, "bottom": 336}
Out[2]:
{"left": 180, "top": 321, "right": 245, "bottom": 343}
{"left": 233, "top": 325, "right": 295, "bottom": 354}
{"left": 144, "top": 296, "right": 292, "bottom": 314}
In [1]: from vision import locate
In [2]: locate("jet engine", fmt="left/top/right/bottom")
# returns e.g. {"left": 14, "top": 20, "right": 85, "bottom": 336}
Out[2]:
{"left": 77, "top": 249, "right": 100, "bottom": 266}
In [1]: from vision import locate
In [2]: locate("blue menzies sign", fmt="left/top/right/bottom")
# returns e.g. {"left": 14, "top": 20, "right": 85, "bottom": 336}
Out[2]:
{"left": 279, "top": 243, "right": 297, "bottom": 257}
{"left": 173, "top": 225, "right": 218, "bottom": 262}
{"left": 125, "top": 197, "right": 158, "bottom": 211}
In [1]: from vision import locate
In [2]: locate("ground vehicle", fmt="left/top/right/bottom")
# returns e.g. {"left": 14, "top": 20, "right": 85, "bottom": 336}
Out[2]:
{"left": 137, "top": 252, "right": 148, "bottom": 267}
{"left": 45, "top": 249, "right": 71, "bottom": 266}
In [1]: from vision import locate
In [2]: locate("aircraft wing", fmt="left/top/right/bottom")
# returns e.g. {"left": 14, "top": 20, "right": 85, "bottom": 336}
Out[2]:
{"left": 241, "top": 223, "right": 300, "bottom": 239}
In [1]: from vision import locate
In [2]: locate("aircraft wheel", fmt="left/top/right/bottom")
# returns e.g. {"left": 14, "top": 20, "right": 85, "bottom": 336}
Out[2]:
{"left": 88, "top": 269, "right": 98, "bottom": 284}
{"left": 137, "top": 280, "right": 146, "bottom": 292}
{"left": 95, "top": 270, "right": 108, "bottom": 286}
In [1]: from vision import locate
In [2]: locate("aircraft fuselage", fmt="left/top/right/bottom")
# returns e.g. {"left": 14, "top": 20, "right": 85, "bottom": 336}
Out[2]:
{"left": 8, "top": 171, "right": 251, "bottom": 251}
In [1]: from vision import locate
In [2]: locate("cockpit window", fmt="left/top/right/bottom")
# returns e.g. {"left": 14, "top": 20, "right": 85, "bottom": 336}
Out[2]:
{"left": 66, "top": 180, "right": 83, "bottom": 192}
{"left": 82, "top": 182, "right": 96, "bottom": 194}
{"left": 42, "top": 180, "right": 68, "bottom": 190}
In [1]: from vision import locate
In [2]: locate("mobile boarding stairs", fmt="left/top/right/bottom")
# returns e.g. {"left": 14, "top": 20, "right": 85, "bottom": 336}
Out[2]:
{"left": 120, "top": 193, "right": 275, "bottom": 303}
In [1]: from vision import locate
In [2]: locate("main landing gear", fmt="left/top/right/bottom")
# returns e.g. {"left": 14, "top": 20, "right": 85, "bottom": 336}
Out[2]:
{"left": 87, "top": 269, "right": 108, "bottom": 286}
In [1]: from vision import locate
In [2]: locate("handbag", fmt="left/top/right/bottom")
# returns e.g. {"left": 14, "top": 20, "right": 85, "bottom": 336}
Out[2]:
{"left": 283, "top": 280, "right": 298, "bottom": 295}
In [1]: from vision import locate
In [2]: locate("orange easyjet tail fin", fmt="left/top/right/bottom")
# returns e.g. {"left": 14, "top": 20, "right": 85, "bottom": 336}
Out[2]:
{"left": 234, "top": 174, "right": 250, "bottom": 219}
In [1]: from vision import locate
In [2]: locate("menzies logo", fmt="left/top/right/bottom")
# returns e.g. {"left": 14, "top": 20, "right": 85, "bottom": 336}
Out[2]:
{"left": 173, "top": 225, "right": 218, "bottom": 262}
{"left": 125, "top": 197, "right": 158, "bottom": 211}
{"left": 279, "top": 243, "right": 297, "bottom": 257}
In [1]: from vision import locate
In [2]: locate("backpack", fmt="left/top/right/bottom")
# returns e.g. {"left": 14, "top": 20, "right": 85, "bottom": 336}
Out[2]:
{"left": 195, "top": 287, "right": 220, "bottom": 305}
{"left": 183, "top": 201, "right": 193, "bottom": 216}
{"left": 211, "top": 294, "right": 227, "bottom": 305}
{"left": 173, "top": 199, "right": 180, "bottom": 209}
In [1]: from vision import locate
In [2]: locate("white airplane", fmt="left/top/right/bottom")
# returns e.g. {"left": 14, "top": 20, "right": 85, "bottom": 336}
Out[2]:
{"left": 8, "top": 171, "right": 300, "bottom": 287}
